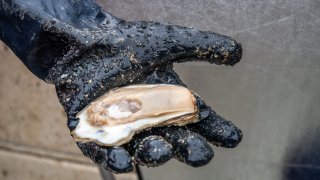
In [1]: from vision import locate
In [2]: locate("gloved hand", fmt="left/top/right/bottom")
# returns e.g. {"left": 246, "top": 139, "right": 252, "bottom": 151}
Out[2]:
{"left": 0, "top": 0, "right": 243, "bottom": 173}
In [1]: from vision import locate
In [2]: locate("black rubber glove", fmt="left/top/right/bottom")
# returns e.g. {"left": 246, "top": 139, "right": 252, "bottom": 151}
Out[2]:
{"left": 0, "top": 0, "right": 243, "bottom": 173}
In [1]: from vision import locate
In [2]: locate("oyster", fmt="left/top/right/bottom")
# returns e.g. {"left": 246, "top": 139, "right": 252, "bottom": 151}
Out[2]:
{"left": 72, "top": 84, "right": 199, "bottom": 146}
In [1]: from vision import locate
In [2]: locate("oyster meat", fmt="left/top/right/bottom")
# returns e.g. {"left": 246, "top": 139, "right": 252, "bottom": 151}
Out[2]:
{"left": 72, "top": 84, "right": 199, "bottom": 146}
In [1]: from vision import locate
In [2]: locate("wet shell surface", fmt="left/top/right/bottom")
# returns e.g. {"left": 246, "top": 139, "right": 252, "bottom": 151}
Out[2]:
{"left": 72, "top": 84, "right": 199, "bottom": 146}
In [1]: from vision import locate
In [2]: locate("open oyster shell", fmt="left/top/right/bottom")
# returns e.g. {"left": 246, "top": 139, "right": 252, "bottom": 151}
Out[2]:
{"left": 72, "top": 84, "right": 199, "bottom": 146}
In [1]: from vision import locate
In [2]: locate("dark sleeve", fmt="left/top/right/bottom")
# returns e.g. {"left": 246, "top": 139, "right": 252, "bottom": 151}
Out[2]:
{"left": 0, "top": 0, "right": 106, "bottom": 79}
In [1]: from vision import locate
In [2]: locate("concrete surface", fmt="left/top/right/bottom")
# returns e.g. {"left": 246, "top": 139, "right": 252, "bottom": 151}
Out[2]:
{"left": 97, "top": 0, "right": 320, "bottom": 180}
{"left": 0, "top": 150, "right": 101, "bottom": 180}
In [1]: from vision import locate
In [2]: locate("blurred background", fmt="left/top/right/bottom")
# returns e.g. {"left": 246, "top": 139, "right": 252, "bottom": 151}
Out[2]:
{"left": 0, "top": 0, "right": 319, "bottom": 179}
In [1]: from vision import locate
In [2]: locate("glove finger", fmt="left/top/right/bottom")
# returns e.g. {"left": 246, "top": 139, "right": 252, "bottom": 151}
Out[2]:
{"left": 126, "top": 21, "right": 242, "bottom": 66}
{"left": 128, "top": 135, "right": 173, "bottom": 167}
{"left": 152, "top": 127, "right": 214, "bottom": 167}
{"left": 188, "top": 96, "right": 243, "bottom": 148}
{"left": 77, "top": 142, "right": 134, "bottom": 173}
{"left": 189, "top": 110, "right": 243, "bottom": 148}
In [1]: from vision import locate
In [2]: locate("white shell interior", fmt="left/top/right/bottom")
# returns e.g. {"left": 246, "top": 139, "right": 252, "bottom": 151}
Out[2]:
{"left": 75, "top": 110, "right": 189, "bottom": 146}
{"left": 73, "top": 84, "right": 197, "bottom": 146}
